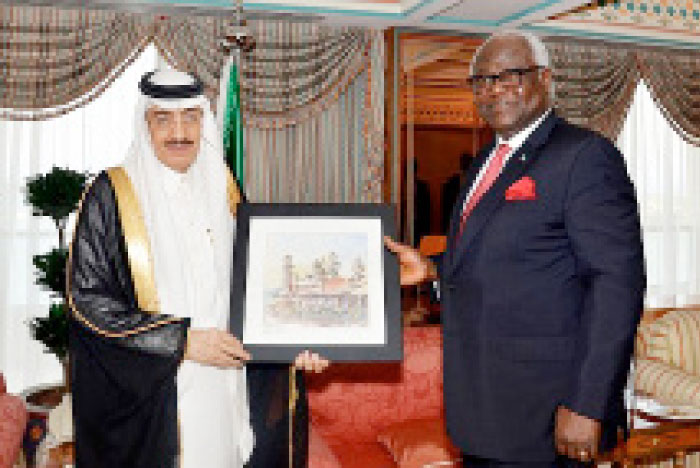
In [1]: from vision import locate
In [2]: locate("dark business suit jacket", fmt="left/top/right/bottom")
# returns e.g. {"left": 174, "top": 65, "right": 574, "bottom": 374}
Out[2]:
{"left": 438, "top": 112, "right": 645, "bottom": 462}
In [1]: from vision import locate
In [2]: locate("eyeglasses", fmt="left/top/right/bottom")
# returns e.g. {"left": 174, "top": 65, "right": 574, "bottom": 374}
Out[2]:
{"left": 148, "top": 108, "right": 203, "bottom": 128}
{"left": 468, "top": 66, "right": 544, "bottom": 93}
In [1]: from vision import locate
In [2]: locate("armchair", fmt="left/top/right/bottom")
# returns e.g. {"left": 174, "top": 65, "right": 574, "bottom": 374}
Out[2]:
{"left": 634, "top": 307, "right": 700, "bottom": 409}
{"left": 0, "top": 372, "right": 28, "bottom": 468}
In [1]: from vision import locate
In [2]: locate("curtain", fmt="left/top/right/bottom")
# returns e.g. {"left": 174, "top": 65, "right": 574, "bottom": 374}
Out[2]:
{"left": 245, "top": 70, "right": 370, "bottom": 203}
{"left": 241, "top": 22, "right": 372, "bottom": 121}
{"left": 0, "top": 45, "right": 158, "bottom": 393}
{"left": 152, "top": 15, "right": 227, "bottom": 105}
{"left": 547, "top": 38, "right": 640, "bottom": 141}
{"left": 0, "top": 4, "right": 385, "bottom": 204}
{"left": 637, "top": 49, "right": 700, "bottom": 147}
{"left": 617, "top": 81, "right": 700, "bottom": 308}
{"left": 0, "top": 5, "right": 226, "bottom": 118}
{"left": 243, "top": 31, "right": 384, "bottom": 204}
{"left": 544, "top": 37, "right": 700, "bottom": 145}
{"left": 0, "top": 5, "right": 382, "bottom": 121}
{"left": 0, "top": 4, "right": 151, "bottom": 120}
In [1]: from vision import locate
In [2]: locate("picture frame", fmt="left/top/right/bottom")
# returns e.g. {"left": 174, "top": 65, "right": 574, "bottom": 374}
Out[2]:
{"left": 230, "top": 203, "right": 401, "bottom": 362}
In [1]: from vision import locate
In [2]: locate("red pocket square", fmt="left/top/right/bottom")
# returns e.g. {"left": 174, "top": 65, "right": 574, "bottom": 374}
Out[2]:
{"left": 505, "top": 176, "right": 536, "bottom": 200}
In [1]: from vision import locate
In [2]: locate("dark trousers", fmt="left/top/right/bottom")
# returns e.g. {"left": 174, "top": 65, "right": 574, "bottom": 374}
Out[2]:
{"left": 462, "top": 454, "right": 593, "bottom": 468}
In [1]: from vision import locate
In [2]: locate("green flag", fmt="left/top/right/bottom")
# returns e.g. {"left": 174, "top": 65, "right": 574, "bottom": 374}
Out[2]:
{"left": 223, "top": 62, "right": 245, "bottom": 191}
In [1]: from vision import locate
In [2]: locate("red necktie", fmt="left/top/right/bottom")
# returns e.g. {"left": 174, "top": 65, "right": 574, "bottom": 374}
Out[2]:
{"left": 457, "top": 143, "right": 511, "bottom": 238}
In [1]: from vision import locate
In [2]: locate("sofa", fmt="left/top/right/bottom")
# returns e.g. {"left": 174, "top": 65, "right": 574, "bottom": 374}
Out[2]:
{"left": 0, "top": 372, "right": 28, "bottom": 468}
{"left": 307, "top": 325, "right": 459, "bottom": 468}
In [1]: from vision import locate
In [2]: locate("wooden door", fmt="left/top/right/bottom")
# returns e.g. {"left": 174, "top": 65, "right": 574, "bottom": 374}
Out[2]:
{"left": 384, "top": 31, "right": 493, "bottom": 245}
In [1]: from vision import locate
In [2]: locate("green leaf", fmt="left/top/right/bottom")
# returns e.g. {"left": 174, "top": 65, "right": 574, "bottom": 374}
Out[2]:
{"left": 32, "top": 247, "right": 69, "bottom": 297}
{"left": 25, "top": 167, "right": 89, "bottom": 224}
{"left": 24, "top": 166, "right": 88, "bottom": 362}
{"left": 29, "top": 302, "right": 69, "bottom": 360}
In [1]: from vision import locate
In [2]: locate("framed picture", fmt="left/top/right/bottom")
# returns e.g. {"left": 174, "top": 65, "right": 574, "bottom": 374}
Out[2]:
{"left": 230, "top": 203, "right": 401, "bottom": 362}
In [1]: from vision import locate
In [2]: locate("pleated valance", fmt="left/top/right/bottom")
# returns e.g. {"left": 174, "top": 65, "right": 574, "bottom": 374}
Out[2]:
{"left": 0, "top": 4, "right": 374, "bottom": 127}
{"left": 0, "top": 4, "right": 384, "bottom": 204}
{"left": 637, "top": 48, "right": 700, "bottom": 147}
{"left": 0, "top": 6, "right": 151, "bottom": 119}
{"left": 545, "top": 37, "right": 700, "bottom": 145}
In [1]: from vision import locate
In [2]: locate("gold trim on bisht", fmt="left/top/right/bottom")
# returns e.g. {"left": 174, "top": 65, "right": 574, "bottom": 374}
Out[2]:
{"left": 107, "top": 167, "right": 161, "bottom": 314}
{"left": 66, "top": 173, "right": 179, "bottom": 337}
{"left": 288, "top": 366, "right": 299, "bottom": 468}
{"left": 226, "top": 170, "right": 242, "bottom": 215}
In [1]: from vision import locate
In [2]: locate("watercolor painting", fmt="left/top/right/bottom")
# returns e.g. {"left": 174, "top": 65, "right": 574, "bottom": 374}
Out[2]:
{"left": 262, "top": 232, "right": 369, "bottom": 327}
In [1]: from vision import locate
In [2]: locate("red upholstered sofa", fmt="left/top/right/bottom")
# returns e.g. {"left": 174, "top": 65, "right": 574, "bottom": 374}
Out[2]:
{"left": 307, "top": 325, "right": 459, "bottom": 468}
{"left": 0, "top": 372, "right": 28, "bottom": 468}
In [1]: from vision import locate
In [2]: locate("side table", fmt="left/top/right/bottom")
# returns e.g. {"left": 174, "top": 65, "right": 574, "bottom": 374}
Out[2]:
{"left": 598, "top": 412, "right": 700, "bottom": 467}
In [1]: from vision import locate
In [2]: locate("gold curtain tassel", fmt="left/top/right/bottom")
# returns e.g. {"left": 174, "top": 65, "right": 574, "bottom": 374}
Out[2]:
{"left": 288, "top": 365, "right": 298, "bottom": 468}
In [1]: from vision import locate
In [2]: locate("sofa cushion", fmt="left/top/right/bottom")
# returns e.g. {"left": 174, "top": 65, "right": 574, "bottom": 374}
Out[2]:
{"left": 634, "top": 357, "right": 700, "bottom": 408}
{"left": 377, "top": 418, "right": 459, "bottom": 468}
{"left": 308, "top": 326, "right": 443, "bottom": 445}
{"left": 636, "top": 310, "right": 700, "bottom": 374}
{"left": 330, "top": 442, "right": 395, "bottom": 468}
{"left": 309, "top": 424, "right": 342, "bottom": 468}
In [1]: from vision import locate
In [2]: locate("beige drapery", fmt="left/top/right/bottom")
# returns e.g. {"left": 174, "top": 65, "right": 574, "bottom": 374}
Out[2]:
{"left": 637, "top": 48, "right": 700, "bottom": 147}
{"left": 545, "top": 37, "right": 700, "bottom": 146}
{"left": 243, "top": 31, "right": 384, "bottom": 203}
{"left": 0, "top": 4, "right": 384, "bottom": 203}
{"left": 547, "top": 39, "right": 640, "bottom": 140}
{"left": 0, "top": 5, "right": 376, "bottom": 124}
{"left": 0, "top": 6, "right": 151, "bottom": 119}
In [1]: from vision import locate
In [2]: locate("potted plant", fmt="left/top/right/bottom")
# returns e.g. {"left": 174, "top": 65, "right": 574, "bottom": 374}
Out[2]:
{"left": 24, "top": 166, "right": 88, "bottom": 391}
{"left": 19, "top": 167, "right": 87, "bottom": 465}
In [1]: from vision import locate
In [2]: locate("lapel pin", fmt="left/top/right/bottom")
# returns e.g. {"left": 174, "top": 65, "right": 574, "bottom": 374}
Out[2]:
{"left": 520, "top": 154, "right": 527, "bottom": 162}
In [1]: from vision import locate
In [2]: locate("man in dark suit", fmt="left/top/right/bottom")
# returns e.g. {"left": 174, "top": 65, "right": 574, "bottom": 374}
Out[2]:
{"left": 415, "top": 159, "right": 432, "bottom": 245}
{"left": 442, "top": 152, "right": 474, "bottom": 232}
{"left": 385, "top": 31, "right": 645, "bottom": 467}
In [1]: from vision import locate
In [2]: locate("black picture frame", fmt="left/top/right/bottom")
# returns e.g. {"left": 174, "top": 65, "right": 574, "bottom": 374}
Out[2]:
{"left": 230, "top": 203, "right": 401, "bottom": 362}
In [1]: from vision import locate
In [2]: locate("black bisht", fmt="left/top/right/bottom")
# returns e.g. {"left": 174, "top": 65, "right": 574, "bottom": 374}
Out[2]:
{"left": 68, "top": 173, "right": 308, "bottom": 467}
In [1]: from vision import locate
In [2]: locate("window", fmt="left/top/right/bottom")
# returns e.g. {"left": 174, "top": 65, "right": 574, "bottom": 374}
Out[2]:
{"left": 617, "top": 81, "right": 700, "bottom": 308}
{"left": 0, "top": 44, "right": 159, "bottom": 392}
